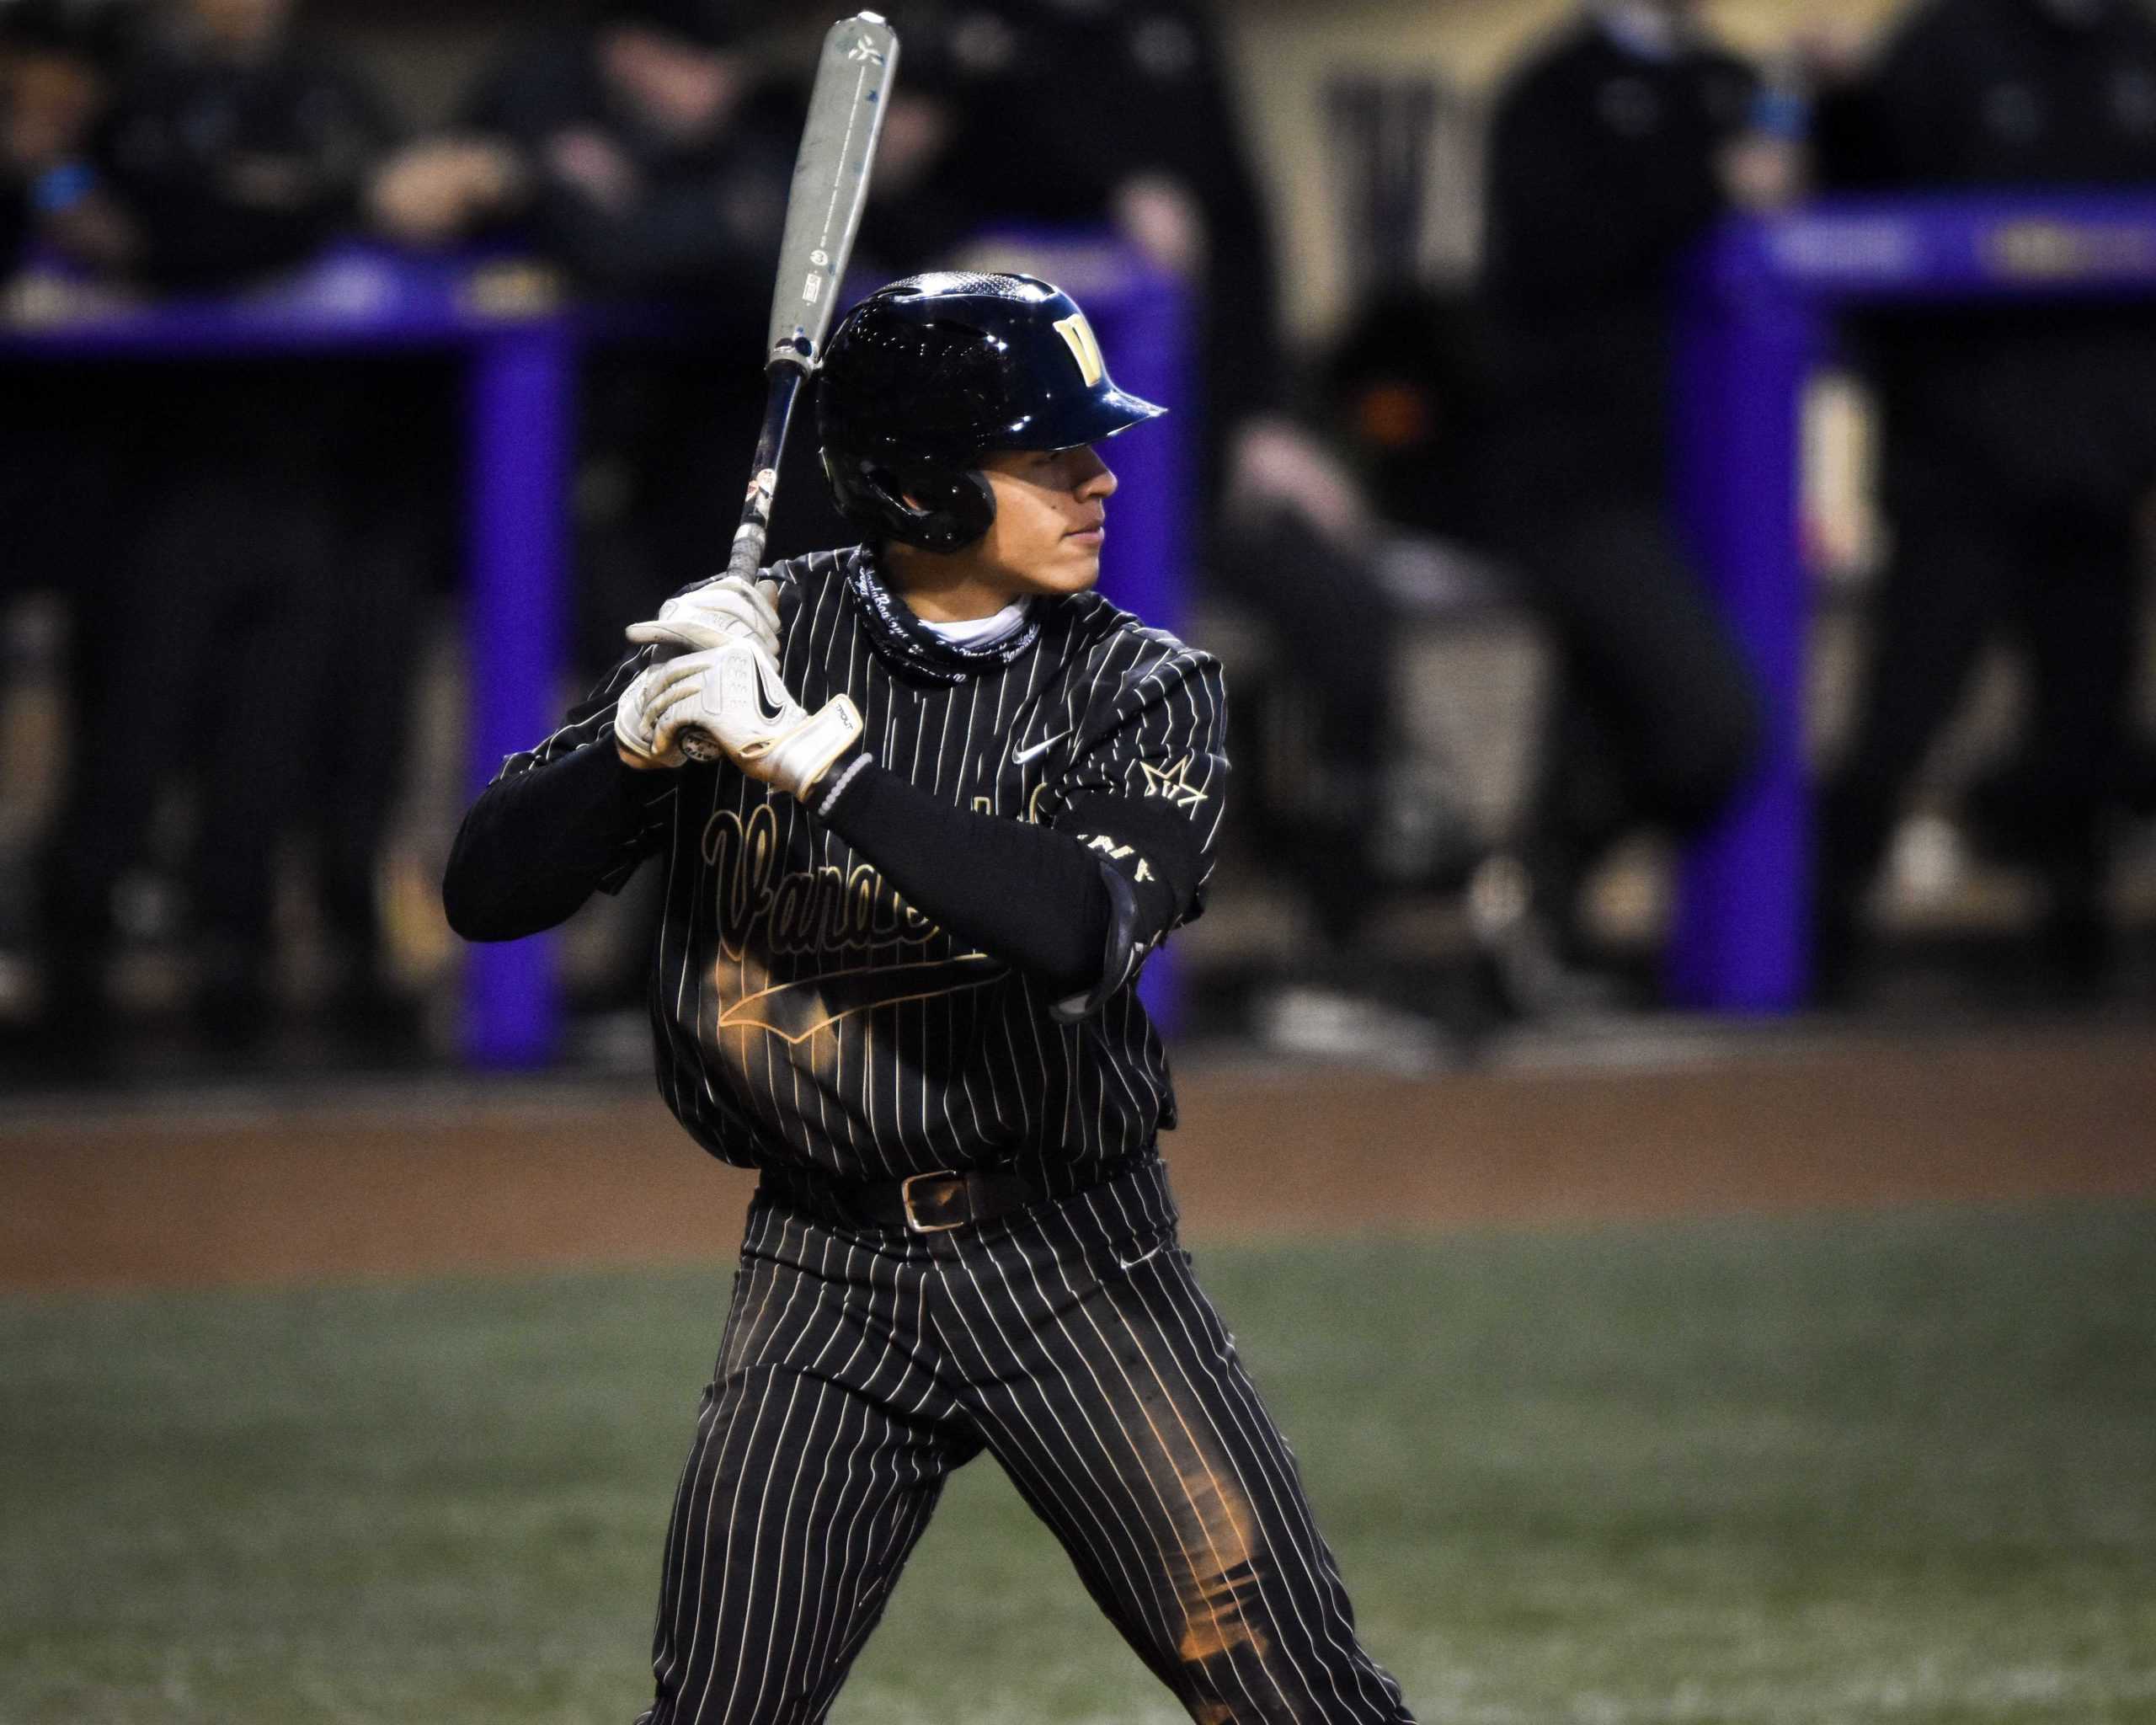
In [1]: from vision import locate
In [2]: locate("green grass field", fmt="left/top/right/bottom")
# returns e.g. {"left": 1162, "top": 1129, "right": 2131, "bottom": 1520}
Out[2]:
{"left": 5, "top": 1204, "right": 2154, "bottom": 1725}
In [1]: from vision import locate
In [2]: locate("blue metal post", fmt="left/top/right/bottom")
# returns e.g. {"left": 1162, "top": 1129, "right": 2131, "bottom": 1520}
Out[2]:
{"left": 462, "top": 323, "right": 575, "bottom": 1066}
{"left": 1094, "top": 267, "right": 1194, "bottom": 637}
{"left": 1092, "top": 266, "right": 1196, "bottom": 1034}
{"left": 1667, "top": 256, "right": 1822, "bottom": 1012}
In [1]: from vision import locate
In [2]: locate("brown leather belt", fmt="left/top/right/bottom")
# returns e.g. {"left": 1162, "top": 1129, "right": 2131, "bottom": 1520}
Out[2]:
{"left": 760, "top": 1157, "right": 1132, "bottom": 1236}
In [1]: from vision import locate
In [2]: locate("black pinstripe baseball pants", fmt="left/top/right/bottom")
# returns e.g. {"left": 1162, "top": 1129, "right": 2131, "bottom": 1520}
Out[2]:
{"left": 634, "top": 1154, "right": 1415, "bottom": 1725}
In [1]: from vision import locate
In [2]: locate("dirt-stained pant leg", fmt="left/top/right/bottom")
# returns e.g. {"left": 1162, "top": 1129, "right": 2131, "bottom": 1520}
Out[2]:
{"left": 931, "top": 1159, "right": 1417, "bottom": 1725}
{"left": 638, "top": 1199, "right": 977, "bottom": 1725}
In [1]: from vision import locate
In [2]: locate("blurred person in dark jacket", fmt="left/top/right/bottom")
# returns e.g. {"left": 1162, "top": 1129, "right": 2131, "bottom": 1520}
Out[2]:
{"left": 1324, "top": 286, "right": 1490, "bottom": 546}
{"left": 373, "top": 0, "right": 801, "bottom": 673}
{"left": 1, "top": 0, "right": 134, "bottom": 286}
{"left": 372, "top": 0, "right": 792, "bottom": 302}
{"left": 2, "top": 3, "right": 130, "bottom": 1039}
{"left": 1213, "top": 289, "right": 1497, "bottom": 960}
{"left": 3, "top": 0, "right": 126, "bottom": 989}
{"left": 881, "top": 0, "right": 1280, "bottom": 511}
{"left": 96, "top": 0, "right": 384, "bottom": 289}
{"left": 3, "top": 0, "right": 131, "bottom": 606}
{"left": 1479, "top": 0, "right": 1785, "bottom": 1002}
{"left": 1811, "top": 0, "right": 2156, "bottom": 996}
{"left": 26, "top": 0, "right": 403, "bottom": 1061}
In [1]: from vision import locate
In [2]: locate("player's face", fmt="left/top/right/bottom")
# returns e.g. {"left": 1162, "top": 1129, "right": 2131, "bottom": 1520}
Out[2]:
{"left": 973, "top": 445, "right": 1118, "bottom": 597}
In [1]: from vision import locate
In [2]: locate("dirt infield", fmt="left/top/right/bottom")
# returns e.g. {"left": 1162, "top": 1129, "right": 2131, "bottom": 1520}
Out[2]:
{"left": 4, "top": 1025, "right": 2152, "bottom": 1291}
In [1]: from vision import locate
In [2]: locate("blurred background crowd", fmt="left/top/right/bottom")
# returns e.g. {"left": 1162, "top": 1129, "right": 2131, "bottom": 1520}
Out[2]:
{"left": 3, "top": 0, "right": 2155, "bottom": 1078}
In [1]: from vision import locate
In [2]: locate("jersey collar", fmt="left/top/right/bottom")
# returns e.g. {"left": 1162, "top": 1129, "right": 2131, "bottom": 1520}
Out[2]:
{"left": 841, "top": 546, "right": 1045, "bottom": 686}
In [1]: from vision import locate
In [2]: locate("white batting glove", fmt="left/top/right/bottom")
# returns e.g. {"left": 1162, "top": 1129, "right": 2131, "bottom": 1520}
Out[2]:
{"left": 624, "top": 575, "right": 782, "bottom": 660}
{"left": 638, "top": 639, "right": 863, "bottom": 800}
{"left": 614, "top": 659, "right": 694, "bottom": 768}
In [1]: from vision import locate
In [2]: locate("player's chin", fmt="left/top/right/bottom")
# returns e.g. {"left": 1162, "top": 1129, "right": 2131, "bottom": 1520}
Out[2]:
{"left": 1043, "top": 535, "right": 1105, "bottom": 592}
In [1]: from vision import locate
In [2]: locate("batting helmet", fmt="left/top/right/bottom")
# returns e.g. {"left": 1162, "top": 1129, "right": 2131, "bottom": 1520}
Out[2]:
{"left": 816, "top": 272, "right": 1166, "bottom": 553}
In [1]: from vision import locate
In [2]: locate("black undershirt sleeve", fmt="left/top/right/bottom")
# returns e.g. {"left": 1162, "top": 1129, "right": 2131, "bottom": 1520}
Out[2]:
{"left": 443, "top": 740, "right": 663, "bottom": 942}
{"left": 819, "top": 757, "right": 1113, "bottom": 999}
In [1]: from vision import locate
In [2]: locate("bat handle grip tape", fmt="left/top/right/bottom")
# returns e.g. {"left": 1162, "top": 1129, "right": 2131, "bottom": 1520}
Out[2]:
{"left": 728, "top": 365, "right": 806, "bottom": 584}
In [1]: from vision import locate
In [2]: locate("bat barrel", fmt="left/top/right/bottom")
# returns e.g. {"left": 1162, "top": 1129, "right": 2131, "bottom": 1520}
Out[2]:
{"left": 722, "top": 11, "right": 896, "bottom": 589}
{"left": 765, "top": 13, "right": 899, "bottom": 367}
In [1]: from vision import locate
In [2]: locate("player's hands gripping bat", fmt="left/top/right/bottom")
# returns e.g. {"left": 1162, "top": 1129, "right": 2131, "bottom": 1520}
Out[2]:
{"left": 627, "top": 575, "right": 783, "bottom": 659}
{"left": 627, "top": 641, "right": 863, "bottom": 799}
{"left": 678, "top": 10, "right": 898, "bottom": 763}
{"left": 616, "top": 576, "right": 784, "bottom": 767}
{"left": 614, "top": 654, "right": 704, "bottom": 770}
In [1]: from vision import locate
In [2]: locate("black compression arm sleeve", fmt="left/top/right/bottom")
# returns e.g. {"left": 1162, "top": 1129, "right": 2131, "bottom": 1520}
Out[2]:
{"left": 443, "top": 740, "right": 660, "bottom": 942}
{"left": 819, "top": 758, "right": 1112, "bottom": 996}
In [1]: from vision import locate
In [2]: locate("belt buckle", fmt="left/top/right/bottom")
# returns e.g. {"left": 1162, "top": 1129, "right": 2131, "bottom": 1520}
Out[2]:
{"left": 901, "top": 1171, "right": 969, "bottom": 1235}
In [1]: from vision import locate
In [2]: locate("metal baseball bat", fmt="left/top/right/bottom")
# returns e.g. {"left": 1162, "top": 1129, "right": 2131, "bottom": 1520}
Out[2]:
{"left": 723, "top": 11, "right": 899, "bottom": 587}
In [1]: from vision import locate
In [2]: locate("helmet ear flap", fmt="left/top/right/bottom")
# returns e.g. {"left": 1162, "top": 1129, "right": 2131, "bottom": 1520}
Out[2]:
{"left": 894, "top": 463, "right": 996, "bottom": 553}
{"left": 823, "top": 448, "right": 996, "bottom": 553}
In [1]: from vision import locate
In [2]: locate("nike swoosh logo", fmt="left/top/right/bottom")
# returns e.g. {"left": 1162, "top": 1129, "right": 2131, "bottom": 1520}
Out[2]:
{"left": 1012, "top": 730, "right": 1069, "bottom": 766}
{"left": 1114, "top": 1243, "right": 1164, "bottom": 1274}
{"left": 752, "top": 659, "right": 790, "bottom": 726}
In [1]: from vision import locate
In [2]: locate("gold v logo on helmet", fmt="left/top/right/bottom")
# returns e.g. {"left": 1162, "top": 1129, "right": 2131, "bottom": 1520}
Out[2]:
{"left": 1053, "top": 313, "right": 1107, "bottom": 387}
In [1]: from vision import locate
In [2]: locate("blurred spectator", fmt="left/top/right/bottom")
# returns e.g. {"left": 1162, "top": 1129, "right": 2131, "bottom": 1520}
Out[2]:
{"left": 1219, "top": 410, "right": 1433, "bottom": 951}
{"left": 3, "top": 0, "right": 131, "bottom": 625}
{"left": 884, "top": 0, "right": 1280, "bottom": 510}
{"left": 1216, "top": 291, "right": 1495, "bottom": 954}
{"left": 1479, "top": 0, "right": 1778, "bottom": 1005}
{"left": 372, "top": 0, "right": 792, "bottom": 302}
{"left": 1322, "top": 286, "right": 1489, "bottom": 546}
{"left": 99, "top": 0, "right": 387, "bottom": 289}
{"left": 2, "top": 4, "right": 131, "bottom": 1030}
{"left": 1811, "top": 0, "right": 2156, "bottom": 996}
{"left": 27, "top": 0, "right": 403, "bottom": 1059}
{"left": 374, "top": 0, "right": 801, "bottom": 670}
{"left": 1, "top": 0, "right": 133, "bottom": 287}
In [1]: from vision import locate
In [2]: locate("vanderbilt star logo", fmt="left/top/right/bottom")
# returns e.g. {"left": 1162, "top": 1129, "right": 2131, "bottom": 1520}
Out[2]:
{"left": 1139, "top": 756, "right": 1209, "bottom": 809}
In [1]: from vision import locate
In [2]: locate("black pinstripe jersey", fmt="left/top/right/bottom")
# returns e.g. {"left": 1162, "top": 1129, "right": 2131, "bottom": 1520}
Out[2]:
{"left": 497, "top": 545, "right": 1229, "bottom": 1181}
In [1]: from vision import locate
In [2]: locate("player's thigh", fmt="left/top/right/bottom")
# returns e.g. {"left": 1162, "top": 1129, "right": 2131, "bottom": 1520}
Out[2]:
{"left": 643, "top": 1221, "right": 969, "bottom": 1725}
{"left": 945, "top": 1218, "right": 1409, "bottom": 1724}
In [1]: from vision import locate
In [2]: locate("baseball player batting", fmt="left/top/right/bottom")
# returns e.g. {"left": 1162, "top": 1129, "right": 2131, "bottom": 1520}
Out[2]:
{"left": 443, "top": 273, "right": 1416, "bottom": 1725}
